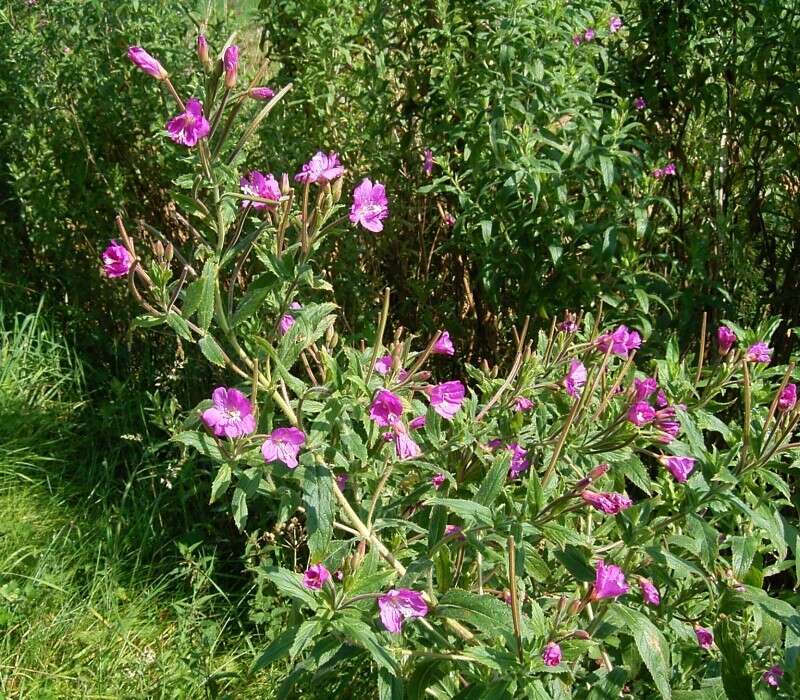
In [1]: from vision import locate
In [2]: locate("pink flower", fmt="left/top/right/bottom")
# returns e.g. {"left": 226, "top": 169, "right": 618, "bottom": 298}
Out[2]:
{"left": 762, "top": 665, "right": 784, "bottom": 688}
{"left": 295, "top": 151, "right": 344, "bottom": 185}
{"left": 127, "top": 46, "right": 167, "bottom": 80}
{"left": 656, "top": 390, "right": 668, "bottom": 408}
{"left": 628, "top": 401, "right": 656, "bottom": 426}
{"left": 778, "top": 383, "right": 797, "bottom": 412}
{"left": 392, "top": 421, "right": 422, "bottom": 460}
{"left": 634, "top": 377, "right": 658, "bottom": 401}
{"left": 508, "top": 443, "right": 530, "bottom": 479}
{"left": 717, "top": 326, "right": 736, "bottom": 354}
{"left": 431, "top": 473, "right": 446, "bottom": 489}
{"left": 514, "top": 396, "right": 534, "bottom": 412}
{"left": 564, "top": 359, "right": 588, "bottom": 397}
{"left": 634, "top": 96, "right": 647, "bottom": 111}
{"left": 591, "top": 560, "right": 629, "bottom": 600}
{"left": 581, "top": 491, "right": 632, "bottom": 515}
{"left": 596, "top": 325, "right": 641, "bottom": 357}
{"left": 336, "top": 473, "right": 348, "bottom": 492}
{"left": 654, "top": 404, "right": 681, "bottom": 443}
{"left": 694, "top": 626, "right": 714, "bottom": 649}
{"left": 443, "top": 212, "right": 456, "bottom": 227}
{"left": 609, "top": 16, "right": 623, "bottom": 32}
{"left": 223, "top": 44, "right": 239, "bottom": 87}
{"left": 653, "top": 167, "right": 664, "bottom": 179}
{"left": 746, "top": 341, "right": 772, "bottom": 364}
{"left": 444, "top": 524, "right": 465, "bottom": 541}
{"left": 249, "top": 86, "right": 275, "bottom": 100}
{"left": 279, "top": 301, "right": 302, "bottom": 336}
{"left": 378, "top": 589, "right": 428, "bottom": 633}
{"left": 559, "top": 312, "right": 578, "bottom": 333}
{"left": 423, "top": 148, "right": 434, "bottom": 176}
{"left": 373, "top": 355, "right": 394, "bottom": 376}
{"left": 426, "top": 380, "right": 466, "bottom": 420}
{"left": 659, "top": 454, "right": 696, "bottom": 483}
{"left": 302, "top": 563, "right": 331, "bottom": 590}
{"left": 663, "top": 163, "right": 677, "bottom": 176}
{"left": 409, "top": 415, "right": 427, "bottom": 430}
{"left": 572, "top": 34, "right": 582, "bottom": 46}
{"left": 197, "top": 35, "right": 209, "bottom": 66}
{"left": 432, "top": 330, "right": 455, "bottom": 356}
{"left": 166, "top": 98, "right": 210, "bottom": 148}
{"left": 349, "top": 178, "right": 389, "bottom": 233}
{"left": 370, "top": 389, "right": 404, "bottom": 427}
{"left": 261, "top": 427, "right": 306, "bottom": 469}
{"left": 101, "top": 240, "right": 132, "bottom": 278}
{"left": 201, "top": 387, "right": 256, "bottom": 439}
{"left": 639, "top": 578, "right": 661, "bottom": 606}
{"left": 542, "top": 642, "right": 562, "bottom": 667}
{"left": 240, "top": 171, "right": 281, "bottom": 210}
{"left": 584, "top": 28, "right": 596, "bottom": 41}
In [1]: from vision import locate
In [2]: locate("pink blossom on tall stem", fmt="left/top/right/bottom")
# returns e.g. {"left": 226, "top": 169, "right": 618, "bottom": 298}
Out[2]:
{"left": 261, "top": 427, "right": 306, "bottom": 469}
{"left": 639, "top": 578, "right": 661, "bottom": 606}
{"left": 717, "top": 325, "right": 736, "bottom": 354}
{"left": 542, "top": 642, "right": 562, "bottom": 667}
{"left": 596, "top": 325, "right": 641, "bottom": 357}
{"left": 249, "top": 86, "right": 275, "bottom": 100}
{"left": 295, "top": 151, "right": 344, "bottom": 184}
{"left": 349, "top": 178, "right": 389, "bottom": 233}
{"left": 694, "top": 626, "right": 714, "bottom": 649}
{"left": 584, "top": 28, "right": 596, "bottom": 41}
{"left": 279, "top": 301, "right": 301, "bottom": 336}
{"left": 634, "top": 377, "right": 658, "bottom": 401}
{"left": 127, "top": 46, "right": 168, "bottom": 80}
{"left": 659, "top": 454, "right": 696, "bottom": 483}
{"left": 628, "top": 401, "right": 656, "bottom": 426}
{"left": 101, "top": 240, "right": 132, "bottom": 278}
{"left": 166, "top": 98, "right": 210, "bottom": 148}
{"left": 653, "top": 167, "right": 664, "bottom": 179}
{"left": 634, "top": 96, "right": 647, "bottom": 111}
{"left": 423, "top": 148, "right": 434, "bottom": 176}
{"left": 514, "top": 396, "right": 534, "bottom": 412}
{"left": 581, "top": 490, "right": 632, "bottom": 515}
{"left": 564, "top": 359, "right": 587, "bottom": 397}
{"left": 761, "top": 665, "right": 784, "bottom": 688}
{"left": 373, "top": 355, "right": 394, "bottom": 376}
{"left": 431, "top": 473, "right": 446, "bottom": 489}
{"left": 609, "top": 16, "right": 623, "bottom": 32}
{"left": 201, "top": 387, "right": 256, "bottom": 439}
{"left": 223, "top": 44, "right": 239, "bottom": 87}
{"left": 378, "top": 589, "right": 428, "bottom": 633}
{"left": 745, "top": 341, "right": 772, "bottom": 364}
{"left": 426, "top": 380, "right": 466, "bottom": 420}
{"left": 302, "top": 563, "right": 331, "bottom": 590}
{"left": 778, "top": 383, "right": 797, "bottom": 412}
{"left": 370, "top": 389, "right": 404, "bottom": 427}
{"left": 591, "top": 560, "right": 629, "bottom": 600}
{"left": 663, "top": 163, "right": 676, "bottom": 176}
{"left": 240, "top": 171, "right": 281, "bottom": 210}
{"left": 654, "top": 404, "right": 681, "bottom": 443}
{"left": 432, "top": 330, "right": 455, "bottom": 356}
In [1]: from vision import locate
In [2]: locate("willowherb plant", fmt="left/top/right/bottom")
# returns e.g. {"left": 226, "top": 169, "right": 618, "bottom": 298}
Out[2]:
{"left": 105, "top": 35, "right": 800, "bottom": 698}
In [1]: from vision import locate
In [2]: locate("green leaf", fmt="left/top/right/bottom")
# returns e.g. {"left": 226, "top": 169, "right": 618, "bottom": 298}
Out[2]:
{"left": 553, "top": 546, "right": 595, "bottom": 582}
{"left": 232, "top": 273, "right": 277, "bottom": 327}
{"left": 378, "top": 668, "right": 404, "bottom": 700}
{"left": 181, "top": 279, "right": 204, "bottom": 318}
{"left": 435, "top": 589, "right": 514, "bottom": 639}
{"left": 426, "top": 498, "right": 493, "bottom": 527}
{"left": 197, "top": 258, "right": 217, "bottom": 331}
{"left": 172, "top": 430, "right": 223, "bottom": 462}
{"left": 290, "top": 619, "right": 322, "bottom": 658}
{"left": 474, "top": 453, "right": 511, "bottom": 507}
{"left": 252, "top": 625, "right": 301, "bottom": 671}
{"left": 599, "top": 155, "right": 614, "bottom": 189}
{"left": 334, "top": 618, "right": 398, "bottom": 674}
{"left": 303, "top": 464, "right": 334, "bottom": 558}
{"left": 261, "top": 566, "right": 318, "bottom": 608}
{"left": 166, "top": 311, "right": 193, "bottom": 341}
{"left": 715, "top": 619, "right": 756, "bottom": 700}
{"left": 198, "top": 334, "right": 226, "bottom": 367}
{"left": 209, "top": 463, "right": 232, "bottom": 503}
{"left": 731, "top": 536, "right": 758, "bottom": 578}
{"left": 232, "top": 486, "right": 248, "bottom": 531}
{"left": 610, "top": 606, "right": 671, "bottom": 700}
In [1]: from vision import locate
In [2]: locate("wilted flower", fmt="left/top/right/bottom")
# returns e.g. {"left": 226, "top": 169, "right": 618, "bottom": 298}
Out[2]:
{"left": 596, "top": 325, "right": 641, "bottom": 357}
{"left": 392, "top": 421, "right": 422, "bottom": 460}
{"left": 426, "top": 380, "right": 466, "bottom": 420}
{"left": 694, "top": 626, "right": 714, "bottom": 649}
{"left": 302, "top": 563, "right": 331, "bottom": 590}
{"left": 762, "top": 665, "right": 784, "bottom": 688}
{"left": 443, "top": 211, "right": 456, "bottom": 227}
{"left": 581, "top": 491, "right": 632, "bottom": 515}
{"left": 279, "top": 301, "right": 302, "bottom": 336}
{"left": 659, "top": 454, "right": 696, "bottom": 483}
{"left": 745, "top": 341, "right": 772, "bottom": 364}
{"left": 559, "top": 312, "right": 578, "bottom": 333}
{"left": 409, "top": 415, "right": 427, "bottom": 430}
{"left": 508, "top": 443, "right": 530, "bottom": 479}
{"left": 514, "top": 396, "right": 534, "bottom": 412}
{"left": 240, "top": 171, "right": 281, "bottom": 210}
{"left": 584, "top": 28, "right": 596, "bottom": 41}
{"left": 431, "top": 473, "right": 446, "bottom": 489}
{"left": 336, "top": 474, "right": 348, "bottom": 492}
{"left": 432, "top": 330, "right": 455, "bottom": 356}
{"left": 628, "top": 401, "right": 656, "bottom": 426}
{"left": 609, "top": 16, "right": 623, "bottom": 32}
{"left": 127, "top": 46, "right": 167, "bottom": 80}
{"left": 564, "top": 359, "right": 587, "bottom": 397}
{"left": 778, "top": 383, "right": 797, "bottom": 412}
{"left": 370, "top": 389, "right": 404, "bottom": 427}
{"left": 634, "top": 96, "right": 647, "bottom": 111}
{"left": 201, "top": 387, "right": 256, "bottom": 439}
{"left": 249, "top": 86, "right": 275, "bottom": 100}
{"left": 378, "top": 589, "right": 428, "bottom": 633}
{"left": 591, "top": 560, "right": 629, "bottom": 600}
{"left": 223, "top": 44, "right": 239, "bottom": 87}
{"left": 295, "top": 151, "right": 344, "bottom": 184}
{"left": 166, "top": 98, "right": 210, "bottom": 148}
{"left": 423, "top": 148, "right": 434, "bottom": 176}
{"left": 542, "top": 642, "right": 562, "bottom": 667}
{"left": 717, "top": 325, "right": 736, "bottom": 354}
{"left": 261, "top": 427, "right": 306, "bottom": 469}
{"left": 639, "top": 578, "right": 661, "bottom": 606}
{"left": 349, "top": 178, "right": 389, "bottom": 233}
{"left": 656, "top": 390, "right": 668, "bottom": 408}
{"left": 654, "top": 404, "right": 681, "bottom": 443}
{"left": 101, "top": 240, "right": 132, "bottom": 278}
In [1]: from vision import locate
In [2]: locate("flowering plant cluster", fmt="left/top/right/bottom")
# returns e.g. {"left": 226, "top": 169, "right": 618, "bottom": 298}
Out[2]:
{"left": 105, "top": 38, "right": 800, "bottom": 697}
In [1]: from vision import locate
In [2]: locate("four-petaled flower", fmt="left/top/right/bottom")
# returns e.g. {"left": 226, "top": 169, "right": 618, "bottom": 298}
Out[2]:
{"left": 202, "top": 387, "right": 256, "bottom": 439}
{"left": 426, "top": 380, "right": 466, "bottom": 420}
{"left": 584, "top": 28, "right": 596, "bottom": 41}
{"left": 591, "top": 559, "right": 629, "bottom": 600}
{"left": 240, "top": 171, "right": 281, "bottom": 210}
{"left": 581, "top": 490, "right": 632, "bottom": 515}
{"left": 628, "top": 401, "right": 656, "bottom": 426}
{"left": 634, "top": 377, "right": 658, "bottom": 401}
{"left": 610, "top": 16, "right": 623, "bottom": 33}
{"left": 101, "top": 240, "right": 132, "bottom": 278}
{"left": 508, "top": 443, "right": 530, "bottom": 479}
{"left": 302, "top": 563, "right": 331, "bottom": 590}
{"left": 370, "top": 389, "right": 404, "bottom": 427}
{"left": 694, "top": 626, "right": 714, "bottom": 649}
{"left": 391, "top": 420, "right": 422, "bottom": 460}
{"left": 596, "top": 325, "right": 641, "bottom": 358}
{"left": 349, "top": 178, "right": 389, "bottom": 233}
{"left": 564, "top": 359, "right": 588, "bottom": 397}
{"left": 659, "top": 454, "right": 696, "bottom": 483}
{"left": 432, "top": 330, "right": 455, "bottom": 356}
{"left": 639, "top": 578, "right": 661, "bottom": 606}
{"left": 542, "top": 642, "right": 562, "bottom": 667}
{"left": 745, "top": 341, "right": 772, "bottom": 364}
{"left": 127, "top": 46, "right": 167, "bottom": 80}
{"left": 718, "top": 326, "right": 736, "bottom": 354}
{"left": 261, "top": 427, "right": 306, "bottom": 469}
{"left": 166, "top": 98, "right": 210, "bottom": 148}
{"left": 295, "top": 151, "right": 345, "bottom": 184}
{"left": 762, "top": 665, "right": 783, "bottom": 688}
{"left": 377, "top": 588, "right": 428, "bottom": 633}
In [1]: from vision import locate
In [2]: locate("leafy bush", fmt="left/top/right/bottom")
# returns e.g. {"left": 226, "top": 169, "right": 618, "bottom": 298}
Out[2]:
{"left": 106, "top": 36, "right": 800, "bottom": 697}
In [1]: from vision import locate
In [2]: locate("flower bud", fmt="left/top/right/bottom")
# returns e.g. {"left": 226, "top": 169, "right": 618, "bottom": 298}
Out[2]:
{"left": 127, "top": 46, "right": 168, "bottom": 80}
{"left": 152, "top": 240, "right": 164, "bottom": 258}
{"left": 588, "top": 463, "right": 610, "bottom": 481}
{"left": 249, "top": 86, "right": 275, "bottom": 101}
{"left": 331, "top": 176, "right": 343, "bottom": 203}
{"left": 573, "top": 630, "right": 591, "bottom": 640}
{"left": 280, "top": 172, "right": 291, "bottom": 195}
{"left": 223, "top": 44, "right": 239, "bottom": 88}
{"left": 164, "top": 242, "right": 174, "bottom": 263}
{"left": 197, "top": 34, "right": 210, "bottom": 69}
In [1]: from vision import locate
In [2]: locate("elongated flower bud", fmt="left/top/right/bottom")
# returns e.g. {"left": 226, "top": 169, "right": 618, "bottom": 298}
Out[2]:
{"left": 249, "top": 86, "right": 275, "bottom": 101}
{"left": 127, "top": 46, "right": 168, "bottom": 80}
{"left": 197, "top": 34, "right": 210, "bottom": 69}
{"left": 223, "top": 44, "right": 239, "bottom": 88}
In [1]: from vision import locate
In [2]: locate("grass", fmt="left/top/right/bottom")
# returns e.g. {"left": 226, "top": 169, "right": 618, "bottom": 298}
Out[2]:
{"left": 0, "top": 306, "right": 288, "bottom": 698}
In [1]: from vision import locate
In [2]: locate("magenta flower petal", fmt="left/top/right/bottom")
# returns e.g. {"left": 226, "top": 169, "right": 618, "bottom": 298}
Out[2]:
{"left": 609, "top": 16, "right": 623, "bottom": 33}
{"left": 592, "top": 559, "right": 629, "bottom": 600}
{"left": 166, "top": 98, "right": 210, "bottom": 148}
{"left": 432, "top": 330, "right": 455, "bottom": 356}
{"left": 261, "top": 427, "right": 306, "bottom": 469}
{"left": 639, "top": 578, "right": 661, "bottom": 606}
{"left": 423, "top": 148, "right": 434, "bottom": 176}
{"left": 513, "top": 396, "right": 534, "bottom": 412}
{"left": 349, "top": 178, "right": 389, "bottom": 233}
{"left": 659, "top": 454, "right": 696, "bottom": 483}
{"left": 694, "top": 626, "right": 713, "bottom": 649}
{"left": 249, "top": 86, "right": 275, "bottom": 100}
{"left": 762, "top": 665, "right": 784, "bottom": 687}
{"left": 101, "top": 240, "right": 132, "bottom": 278}
{"left": 303, "top": 563, "right": 331, "bottom": 590}
{"left": 127, "top": 46, "right": 167, "bottom": 80}
{"left": 717, "top": 326, "right": 736, "bottom": 354}
{"left": 778, "top": 383, "right": 797, "bottom": 412}
{"left": 745, "top": 341, "right": 772, "bottom": 364}
{"left": 564, "top": 359, "right": 587, "bottom": 397}
{"left": 370, "top": 389, "right": 404, "bottom": 427}
{"left": 581, "top": 491, "right": 632, "bottom": 515}
{"left": 201, "top": 387, "right": 256, "bottom": 439}
{"left": 628, "top": 401, "right": 656, "bottom": 426}
{"left": 426, "top": 380, "right": 466, "bottom": 420}
{"left": 431, "top": 473, "right": 445, "bottom": 489}
{"left": 542, "top": 642, "right": 562, "bottom": 667}
{"left": 377, "top": 589, "right": 427, "bottom": 634}
{"left": 634, "top": 96, "right": 647, "bottom": 111}
{"left": 295, "top": 151, "right": 344, "bottom": 184}
{"left": 240, "top": 171, "right": 281, "bottom": 210}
